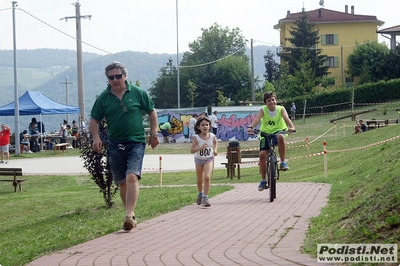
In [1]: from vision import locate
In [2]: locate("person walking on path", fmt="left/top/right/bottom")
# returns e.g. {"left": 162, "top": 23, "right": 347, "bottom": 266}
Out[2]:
{"left": 209, "top": 111, "right": 218, "bottom": 135}
{"left": 89, "top": 61, "right": 159, "bottom": 230}
{"left": 290, "top": 102, "right": 296, "bottom": 121}
{"left": 190, "top": 117, "right": 218, "bottom": 207}
{"left": 0, "top": 124, "right": 11, "bottom": 164}
{"left": 247, "top": 92, "right": 295, "bottom": 191}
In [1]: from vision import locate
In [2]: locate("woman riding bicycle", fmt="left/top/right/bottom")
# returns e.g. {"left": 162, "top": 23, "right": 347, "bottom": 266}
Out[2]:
{"left": 246, "top": 91, "right": 295, "bottom": 191}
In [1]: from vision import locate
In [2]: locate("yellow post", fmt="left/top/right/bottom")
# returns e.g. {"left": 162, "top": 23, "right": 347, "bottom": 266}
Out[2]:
{"left": 343, "top": 120, "right": 346, "bottom": 137}
{"left": 159, "top": 156, "right": 163, "bottom": 187}
{"left": 323, "top": 141, "right": 327, "bottom": 178}
{"left": 334, "top": 121, "right": 337, "bottom": 140}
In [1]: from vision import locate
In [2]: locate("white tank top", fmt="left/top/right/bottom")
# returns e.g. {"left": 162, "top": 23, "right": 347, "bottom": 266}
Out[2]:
{"left": 194, "top": 133, "right": 215, "bottom": 159}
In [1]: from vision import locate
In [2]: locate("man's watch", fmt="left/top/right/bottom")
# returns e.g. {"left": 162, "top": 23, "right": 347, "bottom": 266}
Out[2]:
{"left": 150, "top": 132, "right": 158, "bottom": 137}
{"left": 247, "top": 126, "right": 253, "bottom": 129}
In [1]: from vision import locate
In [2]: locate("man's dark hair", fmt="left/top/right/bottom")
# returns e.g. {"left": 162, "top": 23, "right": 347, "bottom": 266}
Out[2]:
{"left": 105, "top": 61, "right": 128, "bottom": 77}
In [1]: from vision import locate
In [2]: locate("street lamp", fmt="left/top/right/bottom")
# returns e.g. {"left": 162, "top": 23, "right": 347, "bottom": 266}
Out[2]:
{"left": 176, "top": 0, "right": 180, "bottom": 108}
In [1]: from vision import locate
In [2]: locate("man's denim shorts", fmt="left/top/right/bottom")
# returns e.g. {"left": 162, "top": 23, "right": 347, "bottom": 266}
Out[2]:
{"left": 107, "top": 139, "right": 145, "bottom": 185}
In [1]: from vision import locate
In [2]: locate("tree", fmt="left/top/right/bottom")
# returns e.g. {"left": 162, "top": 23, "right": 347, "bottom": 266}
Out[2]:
{"left": 148, "top": 58, "right": 178, "bottom": 108}
{"left": 214, "top": 56, "right": 252, "bottom": 104}
{"left": 80, "top": 119, "right": 118, "bottom": 208}
{"left": 346, "top": 41, "right": 391, "bottom": 84}
{"left": 186, "top": 79, "right": 198, "bottom": 108}
{"left": 382, "top": 45, "right": 400, "bottom": 80}
{"left": 291, "top": 50, "right": 318, "bottom": 96}
{"left": 179, "top": 23, "right": 251, "bottom": 107}
{"left": 216, "top": 90, "right": 229, "bottom": 106}
{"left": 280, "top": 8, "right": 329, "bottom": 96}
{"left": 263, "top": 49, "right": 280, "bottom": 82}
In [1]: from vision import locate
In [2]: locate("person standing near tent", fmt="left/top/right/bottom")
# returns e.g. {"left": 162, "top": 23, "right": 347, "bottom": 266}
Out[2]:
{"left": 0, "top": 124, "right": 11, "bottom": 164}
{"left": 29, "top": 117, "right": 39, "bottom": 136}
{"left": 89, "top": 61, "right": 159, "bottom": 231}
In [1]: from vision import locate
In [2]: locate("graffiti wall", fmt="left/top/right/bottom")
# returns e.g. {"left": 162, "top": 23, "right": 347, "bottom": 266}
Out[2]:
{"left": 156, "top": 106, "right": 261, "bottom": 142}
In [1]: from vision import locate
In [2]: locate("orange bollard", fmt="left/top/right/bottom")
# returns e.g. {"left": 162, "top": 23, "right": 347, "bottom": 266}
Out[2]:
{"left": 323, "top": 141, "right": 327, "bottom": 178}
{"left": 159, "top": 156, "right": 163, "bottom": 187}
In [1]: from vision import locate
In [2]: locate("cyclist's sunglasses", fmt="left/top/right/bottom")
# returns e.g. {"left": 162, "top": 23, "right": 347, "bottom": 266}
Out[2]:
{"left": 107, "top": 74, "right": 124, "bottom": 80}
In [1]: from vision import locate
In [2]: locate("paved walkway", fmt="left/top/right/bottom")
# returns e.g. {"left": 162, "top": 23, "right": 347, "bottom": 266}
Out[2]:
{"left": 11, "top": 155, "right": 332, "bottom": 265}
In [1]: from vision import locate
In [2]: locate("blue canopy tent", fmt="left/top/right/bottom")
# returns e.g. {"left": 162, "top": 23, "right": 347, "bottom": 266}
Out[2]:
{"left": 0, "top": 91, "right": 80, "bottom": 154}
{"left": 0, "top": 91, "right": 79, "bottom": 116}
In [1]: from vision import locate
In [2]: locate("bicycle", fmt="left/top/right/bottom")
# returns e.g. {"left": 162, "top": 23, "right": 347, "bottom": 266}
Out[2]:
{"left": 252, "top": 129, "right": 294, "bottom": 202}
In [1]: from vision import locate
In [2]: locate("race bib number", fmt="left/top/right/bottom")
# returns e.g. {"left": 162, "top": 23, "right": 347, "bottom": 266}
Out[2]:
{"left": 199, "top": 147, "right": 212, "bottom": 157}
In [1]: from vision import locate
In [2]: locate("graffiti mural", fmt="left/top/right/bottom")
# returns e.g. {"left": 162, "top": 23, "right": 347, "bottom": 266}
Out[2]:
{"left": 217, "top": 113, "right": 257, "bottom": 141}
{"left": 156, "top": 106, "right": 261, "bottom": 142}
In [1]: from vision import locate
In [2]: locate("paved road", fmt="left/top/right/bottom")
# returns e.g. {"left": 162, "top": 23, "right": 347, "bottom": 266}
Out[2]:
{"left": 8, "top": 155, "right": 332, "bottom": 265}
{"left": 11, "top": 154, "right": 232, "bottom": 175}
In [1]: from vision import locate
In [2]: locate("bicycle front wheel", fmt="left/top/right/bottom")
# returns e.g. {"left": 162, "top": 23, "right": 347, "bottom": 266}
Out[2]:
{"left": 268, "top": 156, "right": 277, "bottom": 202}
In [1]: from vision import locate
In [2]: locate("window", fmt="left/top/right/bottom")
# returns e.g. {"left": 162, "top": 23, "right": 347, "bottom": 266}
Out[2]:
{"left": 326, "top": 34, "right": 334, "bottom": 44}
{"left": 321, "top": 34, "right": 338, "bottom": 45}
{"left": 324, "top": 56, "right": 339, "bottom": 68}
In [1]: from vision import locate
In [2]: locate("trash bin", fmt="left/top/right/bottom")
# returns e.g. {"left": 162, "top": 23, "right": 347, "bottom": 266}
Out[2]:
{"left": 225, "top": 141, "right": 241, "bottom": 179}
{"left": 227, "top": 141, "right": 241, "bottom": 164}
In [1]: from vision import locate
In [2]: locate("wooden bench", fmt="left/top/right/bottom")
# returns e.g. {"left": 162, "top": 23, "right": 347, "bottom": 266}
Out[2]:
{"left": 0, "top": 168, "right": 26, "bottom": 192}
{"left": 364, "top": 120, "right": 386, "bottom": 130}
{"left": 222, "top": 148, "right": 259, "bottom": 179}
{"left": 385, "top": 119, "right": 399, "bottom": 125}
{"left": 53, "top": 143, "right": 69, "bottom": 154}
{"left": 237, "top": 149, "right": 259, "bottom": 179}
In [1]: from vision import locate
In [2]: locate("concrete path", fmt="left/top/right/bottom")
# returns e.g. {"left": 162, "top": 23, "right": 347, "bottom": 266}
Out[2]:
{"left": 11, "top": 154, "right": 233, "bottom": 175}
{"left": 8, "top": 155, "right": 332, "bottom": 265}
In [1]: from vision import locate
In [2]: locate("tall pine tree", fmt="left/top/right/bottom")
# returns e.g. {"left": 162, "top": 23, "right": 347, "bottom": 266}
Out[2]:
{"left": 281, "top": 8, "right": 328, "bottom": 85}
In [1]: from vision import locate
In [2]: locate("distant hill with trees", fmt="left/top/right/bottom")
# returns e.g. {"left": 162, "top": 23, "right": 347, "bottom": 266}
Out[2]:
{"left": 0, "top": 46, "right": 274, "bottom": 133}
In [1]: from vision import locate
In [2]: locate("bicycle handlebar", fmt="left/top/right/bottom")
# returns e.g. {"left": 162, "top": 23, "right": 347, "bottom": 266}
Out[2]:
{"left": 252, "top": 128, "right": 296, "bottom": 138}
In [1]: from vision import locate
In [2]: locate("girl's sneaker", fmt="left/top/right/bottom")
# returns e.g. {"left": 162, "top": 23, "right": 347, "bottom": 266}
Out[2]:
{"left": 197, "top": 194, "right": 202, "bottom": 205}
{"left": 201, "top": 197, "right": 211, "bottom": 207}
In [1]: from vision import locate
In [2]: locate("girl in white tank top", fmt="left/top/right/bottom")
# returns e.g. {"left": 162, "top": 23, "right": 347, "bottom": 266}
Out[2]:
{"left": 190, "top": 117, "right": 218, "bottom": 207}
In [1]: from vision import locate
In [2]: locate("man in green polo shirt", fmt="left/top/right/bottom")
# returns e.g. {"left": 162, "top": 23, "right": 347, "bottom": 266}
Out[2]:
{"left": 89, "top": 61, "right": 159, "bottom": 231}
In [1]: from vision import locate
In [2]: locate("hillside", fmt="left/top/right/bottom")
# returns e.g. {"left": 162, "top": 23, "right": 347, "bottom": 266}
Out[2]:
{"left": 0, "top": 47, "right": 272, "bottom": 133}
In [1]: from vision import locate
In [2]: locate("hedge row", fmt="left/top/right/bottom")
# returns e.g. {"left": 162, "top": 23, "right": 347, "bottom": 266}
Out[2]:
{"left": 284, "top": 79, "right": 400, "bottom": 114}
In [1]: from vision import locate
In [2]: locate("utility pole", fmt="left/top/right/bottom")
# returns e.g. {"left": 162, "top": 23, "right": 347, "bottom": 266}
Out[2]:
{"left": 251, "top": 39, "right": 255, "bottom": 102}
{"left": 62, "top": 2, "right": 91, "bottom": 121}
{"left": 176, "top": 0, "right": 180, "bottom": 109}
{"left": 12, "top": 1, "right": 21, "bottom": 156}
{"left": 60, "top": 76, "right": 74, "bottom": 123}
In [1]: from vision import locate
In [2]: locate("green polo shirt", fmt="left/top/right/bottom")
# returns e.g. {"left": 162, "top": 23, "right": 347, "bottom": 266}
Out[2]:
{"left": 90, "top": 82, "right": 155, "bottom": 143}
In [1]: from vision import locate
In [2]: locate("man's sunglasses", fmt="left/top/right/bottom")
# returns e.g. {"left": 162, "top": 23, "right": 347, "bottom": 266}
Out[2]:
{"left": 107, "top": 74, "right": 124, "bottom": 80}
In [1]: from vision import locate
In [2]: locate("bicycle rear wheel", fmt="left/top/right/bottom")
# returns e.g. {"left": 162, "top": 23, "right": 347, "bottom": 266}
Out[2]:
{"left": 268, "top": 157, "right": 277, "bottom": 202}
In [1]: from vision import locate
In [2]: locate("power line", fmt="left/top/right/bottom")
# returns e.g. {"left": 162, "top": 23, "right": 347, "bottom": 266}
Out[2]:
{"left": 15, "top": 7, "right": 249, "bottom": 70}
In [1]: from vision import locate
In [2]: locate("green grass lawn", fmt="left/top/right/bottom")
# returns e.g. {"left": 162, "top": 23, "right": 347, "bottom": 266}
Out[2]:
{"left": 1, "top": 103, "right": 400, "bottom": 265}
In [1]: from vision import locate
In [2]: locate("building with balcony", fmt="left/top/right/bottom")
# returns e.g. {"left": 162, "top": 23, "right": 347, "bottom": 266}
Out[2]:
{"left": 274, "top": 5, "right": 384, "bottom": 88}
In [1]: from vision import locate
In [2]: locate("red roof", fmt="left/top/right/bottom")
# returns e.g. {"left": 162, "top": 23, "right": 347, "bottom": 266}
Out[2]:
{"left": 277, "top": 7, "right": 383, "bottom": 26}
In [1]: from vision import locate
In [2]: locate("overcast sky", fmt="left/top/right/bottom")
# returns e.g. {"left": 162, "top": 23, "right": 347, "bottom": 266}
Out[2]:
{"left": 0, "top": 0, "right": 398, "bottom": 56}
